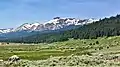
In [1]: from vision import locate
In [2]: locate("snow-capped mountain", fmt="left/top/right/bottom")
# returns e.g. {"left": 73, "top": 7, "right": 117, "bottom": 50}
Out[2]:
{"left": 0, "top": 17, "right": 99, "bottom": 34}
{"left": 15, "top": 23, "right": 40, "bottom": 31}
{"left": 0, "top": 28, "right": 14, "bottom": 33}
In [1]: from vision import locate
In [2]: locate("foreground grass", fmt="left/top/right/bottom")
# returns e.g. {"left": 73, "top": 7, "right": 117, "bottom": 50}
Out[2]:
{"left": 1, "top": 36, "right": 120, "bottom": 60}
{"left": 1, "top": 36, "right": 120, "bottom": 66}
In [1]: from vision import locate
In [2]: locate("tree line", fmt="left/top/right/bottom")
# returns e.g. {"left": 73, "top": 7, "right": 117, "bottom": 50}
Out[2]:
{"left": 1, "top": 15, "right": 120, "bottom": 43}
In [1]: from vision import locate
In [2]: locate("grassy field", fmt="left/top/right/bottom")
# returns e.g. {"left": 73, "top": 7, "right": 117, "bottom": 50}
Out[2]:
{"left": 1, "top": 36, "right": 120, "bottom": 67}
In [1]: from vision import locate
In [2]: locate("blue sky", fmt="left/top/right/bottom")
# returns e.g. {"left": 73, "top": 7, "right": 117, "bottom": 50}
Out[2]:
{"left": 0, "top": 0, "right": 120, "bottom": 28}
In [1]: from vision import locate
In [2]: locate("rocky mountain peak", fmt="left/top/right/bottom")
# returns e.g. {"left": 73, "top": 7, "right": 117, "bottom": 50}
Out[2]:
{"left": 0, "top": 18, "right": 99, "bottom": 34}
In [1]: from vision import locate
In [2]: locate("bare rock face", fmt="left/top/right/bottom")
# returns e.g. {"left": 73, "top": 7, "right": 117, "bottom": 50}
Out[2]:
{"left": 8, "top": 55, "right": 20, "bottom": 65}
{"left": 0, "top": 59, "right": 3, "bottom": 66}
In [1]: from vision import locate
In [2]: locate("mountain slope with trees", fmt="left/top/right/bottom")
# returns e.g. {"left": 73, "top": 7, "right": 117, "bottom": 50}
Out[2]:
{"left": 2, "top": 15, "right": 120, "bottom": 43}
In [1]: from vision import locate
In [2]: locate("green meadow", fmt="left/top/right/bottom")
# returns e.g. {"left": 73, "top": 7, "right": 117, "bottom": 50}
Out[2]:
{"left": 1, "top": 36, "right": 120, "bottom": 67}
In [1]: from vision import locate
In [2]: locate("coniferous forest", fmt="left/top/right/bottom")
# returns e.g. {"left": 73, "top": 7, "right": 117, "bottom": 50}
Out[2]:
{"left": 2, "top": 15, "right": 120, "bottom": 43}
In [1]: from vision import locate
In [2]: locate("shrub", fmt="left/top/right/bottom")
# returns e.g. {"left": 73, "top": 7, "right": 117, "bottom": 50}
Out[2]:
{"left": 107, "top": 46, "right": 109, "bottom": 49}
{"left": 84, "top": 61, "right": 90, "bottom": 64}
{"left": 70, "top": 48, "right": 74, "bottom": 49}
{"left": 116, "top": 42, "right": 119, "bottom": 45}
{"left": 99, "top": 47, "right": 103, "bottom": 50}
{"left": 93, "top": 43, "right": 96, "bottom": 45}
{"left": 89, "top": 43, "right": 92, "bottom": 45}
{"left": 82, "top": 51, "right": 92, "bottom": 56}
{"left": 96, "top": 41, "right": 99, "bottom": 44}
{"left": 50, "top": 63, "right": 56, "bottom": 66}
{"left": 84, "top": 42, "right": 86, "bottom": 44}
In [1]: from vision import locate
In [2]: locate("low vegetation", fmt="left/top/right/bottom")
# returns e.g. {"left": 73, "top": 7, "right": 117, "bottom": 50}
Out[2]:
{"left": 1, "top": 36, "right": 120, "bottom": 66}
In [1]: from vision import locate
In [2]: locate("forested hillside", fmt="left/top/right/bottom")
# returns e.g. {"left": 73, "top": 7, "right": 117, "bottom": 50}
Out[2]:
{"left": 2, "top": 15, "right": 120, "bottom": 43}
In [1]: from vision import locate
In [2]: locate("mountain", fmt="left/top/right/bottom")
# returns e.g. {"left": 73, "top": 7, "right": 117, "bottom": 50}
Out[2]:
{"left": 0, "top": 28, "right": 14, "bottom": 33}
{"left": 6, "top": 15, "right": 120, "bottom": 43}
{"left": 0, "top": 17, "right": 98, "bottom": 34}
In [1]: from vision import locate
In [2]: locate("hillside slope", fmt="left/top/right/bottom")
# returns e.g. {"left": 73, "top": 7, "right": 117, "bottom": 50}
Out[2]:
{"left": 2, "top": 15, "right": 120, "bottom": 43}
{"left": 0, "top": 18, "right": 97, "bottom": 41}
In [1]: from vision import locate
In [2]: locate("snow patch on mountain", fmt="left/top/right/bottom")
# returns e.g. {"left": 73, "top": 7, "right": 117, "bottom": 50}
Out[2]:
{"left": 0, "top": 17, "right": 99, "bottom": 34}
{"left": 0, "top": 28, "right": 14, "bottom": 33}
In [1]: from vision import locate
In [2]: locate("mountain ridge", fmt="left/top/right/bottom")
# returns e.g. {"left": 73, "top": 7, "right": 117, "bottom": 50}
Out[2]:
{"left": 0, "top": 17, "right": 98, "bottom": 34}
{"left": 6, "top": 14, "right": 120, "bottom": 43}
